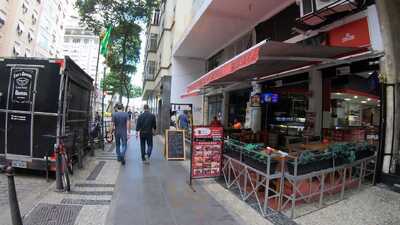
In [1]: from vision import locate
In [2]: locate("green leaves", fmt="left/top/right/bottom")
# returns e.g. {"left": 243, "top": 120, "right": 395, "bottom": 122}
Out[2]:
{"left": 76, "top": 0, "right": 159, "bottom": 103}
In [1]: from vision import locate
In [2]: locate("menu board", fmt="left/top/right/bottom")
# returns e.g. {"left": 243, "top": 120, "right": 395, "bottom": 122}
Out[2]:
{"left": 191, "top": 126, "right": 223, "bottom": 180}
{"left": 192, "top": 142, "right": 222, "bottom": 177}
{"left": 166, "top": 130, "right": 185, "bottom": 160}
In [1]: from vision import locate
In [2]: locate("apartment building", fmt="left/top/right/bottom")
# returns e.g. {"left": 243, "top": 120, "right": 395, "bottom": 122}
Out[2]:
{"left": 0, "top": 0, "right": 42, "bottom": 57}
{"left": 0, "top": 0, "right": 72, "bottom": 58}
{"left": 142, "top": 0, "right": 197, "bottom": 132}
{"left": 63, "top": 27, "right": 102, "bottom": 80}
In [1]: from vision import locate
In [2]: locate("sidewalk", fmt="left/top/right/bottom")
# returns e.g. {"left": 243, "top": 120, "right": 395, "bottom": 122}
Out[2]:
{"left": 20, "top": 143, "right": 120, "bottom": 225}
{"left": 12, "top": 137, "right": 400, "bottom": 225}
{"left": 105, "top": 136, "right": 267, "bottom": 225}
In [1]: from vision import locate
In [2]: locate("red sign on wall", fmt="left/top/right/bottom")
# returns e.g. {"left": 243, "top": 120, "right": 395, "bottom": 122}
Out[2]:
{"left": 328, "top": 18, "right": 371, "bottom": 48}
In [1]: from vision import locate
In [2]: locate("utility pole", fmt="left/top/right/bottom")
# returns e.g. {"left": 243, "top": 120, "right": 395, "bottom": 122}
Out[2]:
{"left": 376, "top": 0, "right": 400, "bottom": 179}
{"left": 92, "top": 38, "right": 102, "bottom": 119}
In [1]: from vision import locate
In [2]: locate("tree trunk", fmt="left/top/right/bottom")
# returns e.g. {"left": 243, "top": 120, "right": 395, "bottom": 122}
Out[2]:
{"left": 376, "top": 0, "right": 400, "bottom": 175}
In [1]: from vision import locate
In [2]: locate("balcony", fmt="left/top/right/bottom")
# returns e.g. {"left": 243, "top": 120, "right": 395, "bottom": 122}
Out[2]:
{"left": 142, "top": 75, "right": 156, "bottom": 100}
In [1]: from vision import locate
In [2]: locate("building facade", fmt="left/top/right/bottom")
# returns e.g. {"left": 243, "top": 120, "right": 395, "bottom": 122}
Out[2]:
{"left": 168, "top": 0, "right": 398, "bottom": 186}
{"left": 142, "top": 0, "right": 197, "bottom": 133}
{"left": 0, "top": 0, "right": 72, "bottom": 58}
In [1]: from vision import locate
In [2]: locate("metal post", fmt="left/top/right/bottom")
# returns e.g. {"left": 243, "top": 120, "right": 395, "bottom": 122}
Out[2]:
{"left": 92, "top": 37, "right": 102, "bottom": 117}
{"left": 55, "top": 148, "right": 63, "bottom": 191}
{"left": 4, "top": 166, "right": 24, "bottom": 225}
{"left": 101, "top": 66, "right": 106, "bottom": 151}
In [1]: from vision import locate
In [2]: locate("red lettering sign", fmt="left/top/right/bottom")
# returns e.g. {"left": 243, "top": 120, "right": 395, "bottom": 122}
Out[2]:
{"left": 328, "top": 18, "right": 370, "bottom": 48}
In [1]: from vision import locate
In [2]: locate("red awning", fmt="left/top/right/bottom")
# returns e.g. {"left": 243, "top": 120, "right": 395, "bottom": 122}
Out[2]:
{"left": 185, "top": 41, "right": 364, "bottom": 93}
{"left": 181, "top": 89, "right": 200, "bottom": 99}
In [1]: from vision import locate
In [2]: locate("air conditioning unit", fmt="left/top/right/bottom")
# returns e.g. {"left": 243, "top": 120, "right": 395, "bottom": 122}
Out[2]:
{"left": 300, "top": 0, "right": 316, "bottom": 17}
{"left": 315, "top": 0, "right": 357, "bottom": 11}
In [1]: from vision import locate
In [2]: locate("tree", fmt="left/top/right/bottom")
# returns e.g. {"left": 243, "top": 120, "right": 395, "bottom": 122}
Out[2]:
{"left": 76, "top": 0, "right": 158, "bottom": 108}
{"left": 101, "top": 71, "right": 143, "bottom": 109}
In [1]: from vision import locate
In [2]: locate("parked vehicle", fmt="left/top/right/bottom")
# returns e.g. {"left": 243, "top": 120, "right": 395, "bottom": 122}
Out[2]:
{"left": 0, "top": 57, "right": 93, "bottom": 172}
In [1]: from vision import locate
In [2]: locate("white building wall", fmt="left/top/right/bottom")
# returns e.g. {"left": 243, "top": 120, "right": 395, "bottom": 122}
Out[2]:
{"left": 171, "top": 56, "right": 206, "bottom": 125}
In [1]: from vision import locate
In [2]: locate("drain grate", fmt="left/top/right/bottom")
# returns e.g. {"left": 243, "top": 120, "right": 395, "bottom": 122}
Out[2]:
{"left": 75, "top": 183, "right": 115, "bottom": 188}
{"left": 86, "top": 161, "right": 106, "bottom": 181}
{"left": 61, "top": 198, "right": 111, "bottom": 205}
{"left": 24, "top": 203, "right": 82, "bottom": 225}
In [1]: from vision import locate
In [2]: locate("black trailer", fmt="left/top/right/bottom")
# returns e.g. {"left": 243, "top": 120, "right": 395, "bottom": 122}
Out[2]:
{"left": 0, "top": 57, "right": 93, "bottom": 171}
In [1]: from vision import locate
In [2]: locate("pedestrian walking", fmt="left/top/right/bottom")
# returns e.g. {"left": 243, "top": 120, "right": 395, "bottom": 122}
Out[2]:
{"left": 112, "top": 103, "right": 131, "bottom": 165}
{"left": 136, "top": 104, "right": 156, "bottom": 163}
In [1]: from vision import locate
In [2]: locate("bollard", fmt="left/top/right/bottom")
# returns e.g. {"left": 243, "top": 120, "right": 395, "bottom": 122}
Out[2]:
{"left": 5, "top": 166, "right": 24, "bottom": 225}
{"left": 55, "top": 150, "right": 64, "bottom": 191}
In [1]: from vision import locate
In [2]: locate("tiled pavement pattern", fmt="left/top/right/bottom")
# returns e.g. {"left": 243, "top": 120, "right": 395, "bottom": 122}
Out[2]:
{"left": 21, "top": 142, "right": 120, "bottom": 225}
{"left": 295, "top": 186, "right": 400, "bottom": 225}
{"left": 2, "top": 137, "right": 400, "bottom": 225}
{"left": 0, "top": 171, "right": 52, "bottom": 225}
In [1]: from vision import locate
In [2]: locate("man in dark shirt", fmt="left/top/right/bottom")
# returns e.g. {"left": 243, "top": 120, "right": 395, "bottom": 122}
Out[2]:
{"left": 112, "top": 103, "right": 131, "bottom": 165}
{"left": 136, "top": 104, "right": 156, "bottom": 163}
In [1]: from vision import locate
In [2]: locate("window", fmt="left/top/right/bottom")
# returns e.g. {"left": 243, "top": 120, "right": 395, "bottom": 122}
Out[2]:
{"left": 28, "top": 32, "right": 33, "bottom": 42}
{"left": 32, "top": 14, "right": 37, "bottom": 25}
{"left": 207, "top": 50, "right": 224, "bottom": 71}
{"left": 153, "top": 10, "right": 160, "bottom": 25}
{"left": 72, "top": 38, "right": 80, "bottom": 43}
{"left": 149, "top": 33, "right": 158, "bottom": 51}
{"left": 147, "top": 61, "right": 156, "bottom": 79}
{"left": 22, "top": 3, "right": 28, "bottom": 14}
{"left": 84, "top": 39, "right": 89, "bottom": 44}
{"left": 16, "top": 22, "right": 24, "bottom": 36}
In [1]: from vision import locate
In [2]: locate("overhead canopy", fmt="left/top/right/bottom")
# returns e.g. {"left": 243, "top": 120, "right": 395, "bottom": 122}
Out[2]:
{"left": 185, "top": 41, "right": 364, "bottom": 93}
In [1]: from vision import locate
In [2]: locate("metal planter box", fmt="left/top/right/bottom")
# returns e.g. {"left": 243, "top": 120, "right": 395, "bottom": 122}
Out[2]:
{"left": 0, "top": 57, "right": 93, "bottom": 171}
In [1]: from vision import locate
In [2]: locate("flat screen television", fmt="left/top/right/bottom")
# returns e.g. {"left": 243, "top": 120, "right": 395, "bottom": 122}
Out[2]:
{"left": 261, "top": 92, "right": 279, "bottom": 103}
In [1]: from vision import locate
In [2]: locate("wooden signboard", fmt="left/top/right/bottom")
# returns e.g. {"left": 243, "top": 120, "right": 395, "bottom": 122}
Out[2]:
{"left": 165, "top": 129, "right": 186, "bottom": 160}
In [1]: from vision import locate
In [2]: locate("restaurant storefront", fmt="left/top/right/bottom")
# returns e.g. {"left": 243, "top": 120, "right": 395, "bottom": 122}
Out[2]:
{"left": 180, "top": 9, "right": 399, "bottom": 216}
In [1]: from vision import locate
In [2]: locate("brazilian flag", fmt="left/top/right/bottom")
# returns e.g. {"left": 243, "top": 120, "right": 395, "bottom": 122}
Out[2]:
{"left": 100, "top": 26, "right": 112, "bottom": 57}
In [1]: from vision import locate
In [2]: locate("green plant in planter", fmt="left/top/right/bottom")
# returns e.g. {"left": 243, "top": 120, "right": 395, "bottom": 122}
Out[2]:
{"left": 356, "top": 142, "right": 369, "bottom": 151}
{"left": 328, "top": 143, "right": 356, "bottom": 163}
{"left": 298, "top": 151, "right": 316, "bottom": 165}
{"left": 244, "top": 143, "right": 263, "bottom": 152}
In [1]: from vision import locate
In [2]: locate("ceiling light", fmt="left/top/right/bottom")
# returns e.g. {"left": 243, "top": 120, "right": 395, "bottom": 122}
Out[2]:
{"left": 354, "top": 96, "right": 358, "bottom": 99}
{"left": 344, "top": 98, "right": 351, "bottom": 101}
{"left": 335, "top": 93, "right": 342, "bottom": 95}
{"left": 367, "top": 98, "right": 371, "bottom": 101}
{"left": 361, "top": 101, "right": 367, "bottom": 104}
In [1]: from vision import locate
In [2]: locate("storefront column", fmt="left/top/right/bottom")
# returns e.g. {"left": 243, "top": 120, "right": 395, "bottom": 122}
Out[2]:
{"left": 376, "top": 0, "right": 400, "bottom": 180}
{"left": 203, "top": 96, "right": 209, "bottom": 125}
{"left": 250, "top": 82, "right": 262, "bottom": 133}
{"left": 308, "top": 70, "right": 323, "bottom": 137}
{"left": 222, "top": 92, "right": 229, "bottom": 127}
{"left": 160, "top": 76, "right": 172, "bottom": 134}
